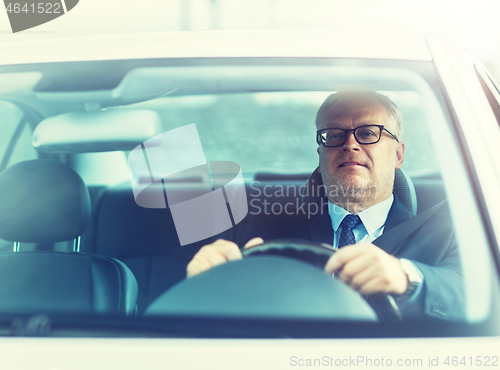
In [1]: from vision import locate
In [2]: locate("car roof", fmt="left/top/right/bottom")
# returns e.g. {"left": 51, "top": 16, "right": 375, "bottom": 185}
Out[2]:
{"left": 0, "top": 29, "right": 432, "bottom": 66}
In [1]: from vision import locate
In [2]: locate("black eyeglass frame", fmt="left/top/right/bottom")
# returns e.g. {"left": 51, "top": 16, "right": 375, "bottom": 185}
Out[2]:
{"left": 316, "top": 125, "right": 399, "bottom": 147}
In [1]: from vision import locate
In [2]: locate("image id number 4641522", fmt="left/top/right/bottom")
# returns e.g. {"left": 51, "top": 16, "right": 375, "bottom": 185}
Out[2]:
{"left": 443, "top": 356, "right": 499, "bottom": 367}
{"left": 5, "top": 2, "right": 61, "bottom": 14}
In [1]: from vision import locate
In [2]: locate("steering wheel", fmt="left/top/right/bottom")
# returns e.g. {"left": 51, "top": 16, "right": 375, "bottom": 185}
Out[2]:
{"left": 242, "top": 238, "right": 335, "bottom": 268}
{"left": 146, "top": 239, "right": 402, "bottom": 322}
{"left": 243, "top": 239, "right": 402, "bottom": 321}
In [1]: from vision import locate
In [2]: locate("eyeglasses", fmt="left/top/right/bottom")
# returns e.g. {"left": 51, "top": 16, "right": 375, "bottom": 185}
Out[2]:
{"left": 316, "top": 125, "right": 399, "bottom": 147}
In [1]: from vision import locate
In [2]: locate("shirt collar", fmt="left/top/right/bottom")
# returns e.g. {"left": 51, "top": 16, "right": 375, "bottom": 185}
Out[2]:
{"left": 328, "top": 194, "right": 394, "bottom": 235}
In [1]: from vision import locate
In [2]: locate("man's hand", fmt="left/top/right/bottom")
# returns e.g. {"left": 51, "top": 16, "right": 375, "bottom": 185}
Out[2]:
{"left": 186, "top": 237, "right": 264, "bottom": 278}
{"left": 324, "top": 243, "right": 408, "bottom": 296}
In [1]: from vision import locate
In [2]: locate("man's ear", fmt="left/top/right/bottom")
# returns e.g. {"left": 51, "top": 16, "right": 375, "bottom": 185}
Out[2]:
{"left": 395, "top": 142, "right": 405, "bottom": 169}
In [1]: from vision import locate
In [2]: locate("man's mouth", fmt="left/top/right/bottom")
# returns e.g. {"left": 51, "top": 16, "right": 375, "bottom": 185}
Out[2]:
{"left": 339, "top": 162, "right": 365, "bottom": 168}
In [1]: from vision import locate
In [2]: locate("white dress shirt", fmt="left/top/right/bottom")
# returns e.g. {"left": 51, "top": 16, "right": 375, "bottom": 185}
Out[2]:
{"left": 328, "top": 194, "right": 394, "bottom": 250}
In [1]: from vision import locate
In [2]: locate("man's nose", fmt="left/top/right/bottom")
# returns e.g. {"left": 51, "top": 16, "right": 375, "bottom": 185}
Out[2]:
{"left": 342, "top": 131, "right": 360, "bottom": 150}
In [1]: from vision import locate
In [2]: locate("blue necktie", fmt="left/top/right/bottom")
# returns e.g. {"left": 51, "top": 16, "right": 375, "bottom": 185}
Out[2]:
{"left": 338, "top": 214, "right": 361, "bottom": 248}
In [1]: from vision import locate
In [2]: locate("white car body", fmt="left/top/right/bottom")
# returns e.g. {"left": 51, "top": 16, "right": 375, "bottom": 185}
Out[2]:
{"left": 0, "top": 30, "right": 499, "bottom": 369}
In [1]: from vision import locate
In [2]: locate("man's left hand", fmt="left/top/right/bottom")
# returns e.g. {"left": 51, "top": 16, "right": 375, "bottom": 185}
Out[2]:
{"left": 324, "top": 243, "right": 408, "bottom": 296}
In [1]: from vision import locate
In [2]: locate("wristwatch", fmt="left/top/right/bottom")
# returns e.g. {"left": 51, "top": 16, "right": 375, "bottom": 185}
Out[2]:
{"left": 397, "top": 258, "right": 423, "bottom": 300}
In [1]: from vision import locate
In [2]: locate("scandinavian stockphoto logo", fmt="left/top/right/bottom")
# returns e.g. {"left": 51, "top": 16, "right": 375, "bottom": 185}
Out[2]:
{"left": 127, "top": 124, "right": 248, "bottom": 246}
{"left": 4, "top": 0, "right": 79, "bottom": 33}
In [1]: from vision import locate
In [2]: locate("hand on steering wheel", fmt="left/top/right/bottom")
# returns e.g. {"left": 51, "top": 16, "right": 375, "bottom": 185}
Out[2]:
{"left": 243, "top": 239, "right": 402, "bottom": 321}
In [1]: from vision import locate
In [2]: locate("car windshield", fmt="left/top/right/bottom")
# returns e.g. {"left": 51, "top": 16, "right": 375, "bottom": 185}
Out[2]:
{"left": 0, "top": 55, "right": 498, "bottom": 338}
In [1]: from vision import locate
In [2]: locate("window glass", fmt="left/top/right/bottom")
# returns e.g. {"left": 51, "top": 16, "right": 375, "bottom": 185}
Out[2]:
{"left": 8, "top": 123, "right": 38, "bottom": 166}
{"left": 0, "top": 101, "right": 37, "bottom": 252}
{"left": 0, "top": 100, "right": 37, "bottom": 168}
{"left": 0, "top": 60, "right": 496, "bottom": 332}
{"left": 126, "top": 91, "right": 438, "bottom": 176}
{"left": 0, "top": 100, "right": 24, "bottom": 155}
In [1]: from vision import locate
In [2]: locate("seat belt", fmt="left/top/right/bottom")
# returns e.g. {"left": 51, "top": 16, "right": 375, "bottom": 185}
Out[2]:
{"left": 372, "top": 200, "right": 447, "bottom": 255}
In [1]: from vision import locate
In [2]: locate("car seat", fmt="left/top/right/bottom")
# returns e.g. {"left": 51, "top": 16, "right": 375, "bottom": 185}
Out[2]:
{"left": 0, "top": 159, "right": 138, "bottom": 315}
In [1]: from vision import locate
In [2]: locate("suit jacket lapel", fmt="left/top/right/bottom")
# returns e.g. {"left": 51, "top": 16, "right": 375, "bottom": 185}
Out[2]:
{"left": 373, "top": 195, "right": 413, "bottom": 253}
{"left": 384, "top": 195, "right": 413, "bottom": 232}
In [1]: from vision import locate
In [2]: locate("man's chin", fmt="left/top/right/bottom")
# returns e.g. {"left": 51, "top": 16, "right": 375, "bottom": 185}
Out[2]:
{"left": 326, "top": 177, "right": 377, "bottom": 199}
{"left": 336, "top": 176, "right": 369, "bottom": 191}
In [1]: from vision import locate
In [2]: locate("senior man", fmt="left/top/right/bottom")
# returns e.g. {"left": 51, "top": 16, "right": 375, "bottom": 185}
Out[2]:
{"left": 187, "top": 91, "right": 464, "bottom": 320}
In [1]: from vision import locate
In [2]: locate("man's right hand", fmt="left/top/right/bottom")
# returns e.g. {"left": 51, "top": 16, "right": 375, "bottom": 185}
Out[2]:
{"left": 186, "top": 237, "right": 264, "bottom": 278}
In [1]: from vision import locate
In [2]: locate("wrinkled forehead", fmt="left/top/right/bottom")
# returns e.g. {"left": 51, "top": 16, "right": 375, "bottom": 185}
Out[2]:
{"left": 317, "top": 95, "right": 391, "bottom": 129}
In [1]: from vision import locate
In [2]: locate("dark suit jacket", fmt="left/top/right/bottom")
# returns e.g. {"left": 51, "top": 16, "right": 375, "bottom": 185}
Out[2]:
{"left": 240, "top": 195, "right": 465, "bottom": 320}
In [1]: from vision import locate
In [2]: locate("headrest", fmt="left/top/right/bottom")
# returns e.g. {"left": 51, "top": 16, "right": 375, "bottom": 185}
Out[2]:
{"left": 393, "top": 168, "right": 417, "bottom": 216}
{"left": 301, "top": 167, "right": 324, "bottom": 205}
{"left": 0, "top": 160, "right": 91, "bottom": 243}
{"left": 302, "top": 167, "right": 417, "bottom": 216}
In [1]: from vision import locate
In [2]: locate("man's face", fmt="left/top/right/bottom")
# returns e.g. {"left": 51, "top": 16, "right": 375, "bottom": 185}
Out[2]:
{"left": 317, "top": 95, "right": 405, "bottom": 210}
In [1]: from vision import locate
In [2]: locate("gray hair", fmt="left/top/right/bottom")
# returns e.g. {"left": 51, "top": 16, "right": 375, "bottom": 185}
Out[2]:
{"left": 315, "top": 91, "right": 404, "bottom": 138}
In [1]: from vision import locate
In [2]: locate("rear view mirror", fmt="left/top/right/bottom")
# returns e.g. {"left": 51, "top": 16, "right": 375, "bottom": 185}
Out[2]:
{"left": 32, "top": 109, "right": 162, "bottom": 153}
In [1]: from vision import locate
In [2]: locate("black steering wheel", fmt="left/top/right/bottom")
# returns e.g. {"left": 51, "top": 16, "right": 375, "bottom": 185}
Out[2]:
{"left": 146, "top": 239, "right": 402, "bottom": 322}
{"left": 242, "top": 238, "right": 335, "bottom": 268}
{"left": 243, "top": 239, "right": 402, "bottom": 321}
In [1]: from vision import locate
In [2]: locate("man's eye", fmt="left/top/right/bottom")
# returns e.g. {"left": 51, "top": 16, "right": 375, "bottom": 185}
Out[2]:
{"left": 328, "top": 133, "right": 342, "bottom": 140}
{"left": 358, "top": 129, "right": 377, "bottom": 137}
